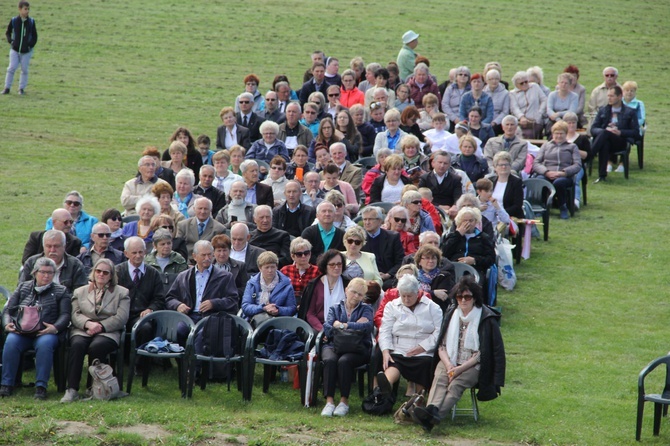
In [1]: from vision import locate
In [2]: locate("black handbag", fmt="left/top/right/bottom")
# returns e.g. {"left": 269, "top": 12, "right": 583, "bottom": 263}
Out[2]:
{"left": 11, "top": 304, "right": 44, "bottom": 334}
{"left": 331, "top": 329, "right": 367, "bottom": 356}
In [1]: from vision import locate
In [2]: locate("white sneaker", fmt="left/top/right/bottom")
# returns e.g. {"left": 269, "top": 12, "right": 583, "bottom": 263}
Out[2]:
{"left": 60, "top": 388, "right": 79, "bottom": 403}
{"left": 606, "top": 164, "right": 613, "bottom": 173}
{"left": 574, "top": 199, "right": 580, "bottom": 210}
{"left": 615, "top": 164, "right": 625, "bottom": 173}
{"left": 321, "top": 402, "right": 336, "bottom": 417}
{"left": 333, "top": 402, "right": 349, "bottom": 416}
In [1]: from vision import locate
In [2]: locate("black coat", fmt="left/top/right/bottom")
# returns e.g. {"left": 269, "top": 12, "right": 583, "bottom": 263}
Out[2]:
{"left": 216, "top": 124, "right": 251, "bottom": 150}
{"left": 2, "top": 281, "right": 71, "bottom": 334}
{"left": 369, "top": 174, "right": 410, "bottom": 204}
{"left": 489, "top": 174, "right": 524, "bottom": 219}
{"left": 442, "top": 230, "right": 496, "bottom": 280}
{"left": 418, "top": 170, "right": 463, "bottom": 207}
{"left": 435, "top": 304, "right": 505, "bottom": 401}
{"left": 193, "top": 185, "right": 227, "bottom": 217}
{"left": 254, "top": 182, "right": 275, "bottom": 208}
{"left": 273, "top": 203, "right": 316, "bottom": 238}
{"left": 301, "top": 224, "right": 346, "bottom": 265}
{"left": 249, "top": 227, "right": 291, "bottom": 268}
{"left": 236, "top": 112, "right": 265, "bottom": 143}
{"left": 22, "top": 231, "right": 82, "bottom": 264}
{"left": 165, "top": 266, "right": 239, "bottom": 316}
{"left": 297, "top": 274, "right": 350, "bottom": 322}
{"left": 20, "top": 254, "right": 88, "bottom": 294}
{"left": 361, "top": 228, "right": 405, "bottom": 288}
{"left": 115, "top": 262, "right": 166, "bottom": 324}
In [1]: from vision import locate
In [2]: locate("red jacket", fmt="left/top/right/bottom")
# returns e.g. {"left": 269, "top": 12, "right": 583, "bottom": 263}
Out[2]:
{"left": 340, "top": 87, "right": 365, "bottom": 108}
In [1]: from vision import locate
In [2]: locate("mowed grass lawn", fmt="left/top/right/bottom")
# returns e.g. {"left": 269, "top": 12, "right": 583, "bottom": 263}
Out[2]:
{"left": 0, "top": 0, "right": 669, "bottom": 444}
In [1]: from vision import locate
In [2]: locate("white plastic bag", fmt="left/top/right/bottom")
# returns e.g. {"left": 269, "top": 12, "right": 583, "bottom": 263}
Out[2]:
{"left": 496, "top": 238, "right": 517, "bottom": 291}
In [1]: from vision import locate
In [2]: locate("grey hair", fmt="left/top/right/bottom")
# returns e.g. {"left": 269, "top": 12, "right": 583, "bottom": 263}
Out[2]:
{"left": 274, "top": 81, "right": 289, "bottom": 92}
{"left": 386, "top": 205, "right": 410, "bottom": 231}
{"left": 501, "top": 115, "right": 518, "bottom": 126}
{"left": 456, "top": 193, "right": 481, "bottom": 210}
{"left": 230, "top": 179, "right": 248, "bottom": 192}
{"left": 32, "top": 257, "right": 57, "bottom": 276}
{"left": 316, "top": 201, "right": 336, "bottom": 213}
{"left": 455, "top": 206, "right": 482, "bottom": 225}
{"left": 259, "top": 120, "right": 279, "bottom": 135}
{"left": 511, "top": 71, "right": 529, "bottom": 86}
{"left": 138, "top": 155, "right": 156, "bottom": 168}
{"left": 175, "top": 168, "right": 196, "bottom": 186}
{"left": 135, "top": 195, "right": 160, "bottom": 215}
{"left": 397, "top": 274, "right": 420, "bottom": 295}
{"left": 400, "top": 190, "right": 422, "bottom": 207}
{"left": 526, "top": 66, "right": 544, "bottom": 84}
{"left": 124, "top": 236, "right": 146, "bottom": 251}
{"left": 329, "top": 142, "right": 347, "bottom": 154}
{"left": 199, "top": 164, "right": 215, "bottom": 176}
{"left": 373, "top": 87, "right": 389, "bottom": 98}
{"left": 376, "top": 148, "right": 392, "bottom": 161}
{"left": 563, "top": 111, "right": 578, "bottom": 123}
{"left": 43, "top": 229, "right": 66, "bottom": 247}
{"left": 413, "top": 62, "right": 429, "bottom": 75}
{"left": 253, "top": 204, "right": 272, "bottom": 218}
{"left": 230, "top": 221, "right": 250, "bottom": 237}
{"left": 290, "top": 236, "right": 312, "bottom": 254}
{"left": 194, "top": 197, "right": 213, "bottom": 211}
{"left": 344, "top": 225, "right": 367, "bottom": 245}
{"left": 88, "top": 258, "right": 118, "bottom": 287}
{"left": 419, "top": 231, "right": 440, "bottom": 244}
{"left": 238, "top": 92, "right": 254, "bottom": 102}
{"left": 193, "top": 240, "right": 213, "bottom": 256}
{"left": 361, "top": 206, "right": 384, "bottom": 220}
{"left": 240, "top": 159, "right": 258, "bottom": 174}
{"left": 603, "top": 66, "right": 618, "bottom": 76}
{"left": 485, "top": 69, "right": 501, "bottom": 81}
{"left": 366, "top": 62, "right": 382, "bottom": 72}
{"left": 64, "top": 190, "right": 84, "bottom": 206}
{"left": 493, "top": 151, "right": 513, "bottom": 166}
{"left": 151, "top": 228, "right": 173, "bottom": 245}
{"left": 456, "top": 66, "right": 471, "bottom": 78}
{"left": 286, "top": 101, "right": 302, "bottom": 113}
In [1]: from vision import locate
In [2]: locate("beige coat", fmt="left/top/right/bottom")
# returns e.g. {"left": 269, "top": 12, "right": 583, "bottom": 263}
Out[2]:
{"left": 70, "top": 283, "right": 130, "bottom": 345}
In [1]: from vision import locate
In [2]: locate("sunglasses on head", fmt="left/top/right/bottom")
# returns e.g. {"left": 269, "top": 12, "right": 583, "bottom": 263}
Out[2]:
{"left": 346, "top": 239, "right": 362, "bottom": 246}
{"left": 293, "top": 250, "right": 311, "bottom": 257}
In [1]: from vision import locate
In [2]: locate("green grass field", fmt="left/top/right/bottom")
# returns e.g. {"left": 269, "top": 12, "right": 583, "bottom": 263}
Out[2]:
{"left": 1, "top": 0, "right": 669, "bottom": 444}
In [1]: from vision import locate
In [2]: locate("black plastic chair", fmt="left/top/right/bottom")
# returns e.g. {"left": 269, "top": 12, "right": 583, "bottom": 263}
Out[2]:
{"left": 523, "top": 178, "right": 556, "bottom": 241}
{"left": 636, "top": 354, "right": 670, "bottom": 441}
{"left": 185, "top": 314, "right": 253, "bottom": 400}
{"left": 248, "top": 317, "right": 315, "bottom": 404}
{"left": 122, "top": 215, "right": 139, "bottom": 224}
{"left": 311, "top": 327, "right": 377, "bottom": 404}
{"left": 359, "top": 202, "right": 394, "bottom": 217}
{"left": 353, "top": 156, "right": 377, "bottom": 175}
{"left": 126, "top": 311, "right": 194, "bottom": 397}
{"left": 612, "top": 143, "right": 631, "bottom": 180}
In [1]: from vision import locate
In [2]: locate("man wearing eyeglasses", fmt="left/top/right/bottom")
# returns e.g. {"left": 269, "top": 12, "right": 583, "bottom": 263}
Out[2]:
{"left": 273, "top": 180, "right": 316, "bottom": 237}
{"left": 20, "top": 230, "right": 88, "bottom": 294}
{"left": 301, "top": 201, "right": 345, "bottom": 265}
{"left": 45, "top": 191, "right": 98, "bottom": 250}
{"left": 22, "top": 208, "right": 82, "bottom": 263}
{"left": 77, "top": 223, "right": 124, "bottom": 276}
{"left": 587, "top": 67, "right": 621, "bottom": 122}
{"left": 259, "top": 90, "right": 286, "bottom": 124}
{"left": 236, "top": 92, "right": 265, "bottom": 143}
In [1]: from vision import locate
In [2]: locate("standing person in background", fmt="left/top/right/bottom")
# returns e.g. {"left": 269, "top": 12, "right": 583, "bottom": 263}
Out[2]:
{"left": 397, "top": 30, "right": 419, "bottom": 81}
{"left": 2, "top": 1, "right": 37, "bottom": 95}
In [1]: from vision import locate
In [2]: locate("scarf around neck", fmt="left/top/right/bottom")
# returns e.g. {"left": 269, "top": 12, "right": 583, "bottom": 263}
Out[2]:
{"left": 446, "top": 306, "right": 482, "bottom": 365}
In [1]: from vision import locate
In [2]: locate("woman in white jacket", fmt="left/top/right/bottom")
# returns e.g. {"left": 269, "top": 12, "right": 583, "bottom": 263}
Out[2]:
{"left": 377, "top": 274, "right": 443, "bottom": 395}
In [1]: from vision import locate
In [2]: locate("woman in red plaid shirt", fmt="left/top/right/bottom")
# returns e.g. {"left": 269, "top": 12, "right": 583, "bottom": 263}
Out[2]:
{"left": 280, "top": 237, "right": 320, "bottom": 310}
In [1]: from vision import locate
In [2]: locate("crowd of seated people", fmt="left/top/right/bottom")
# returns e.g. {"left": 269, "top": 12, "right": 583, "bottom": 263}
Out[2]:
{"left": 5, "top": 41, "right": 646, "bottom": 431}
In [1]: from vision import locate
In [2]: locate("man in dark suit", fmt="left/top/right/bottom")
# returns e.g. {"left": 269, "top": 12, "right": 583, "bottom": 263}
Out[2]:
{"left": 116, "top": 236, "right": 165, "bottom": 353}
{"left": 592, "top": 86, "right": 640, "bottom": 183}
{"left": 299, "top": 62, "right": 328, "bottom": 106}
{"left": 301, "top": 202, "right": 345, "bottom": 265}
{"left": 22, "top": 208, "right": 82, "bottom": 263}
{"left": 418, "top": 151, "right": 463, "bottom": 213}
{"left": 236, "top": 92, "right": 265, "bottom": 143}
{"left": 77, "top": 223, "right": 124, "bottom": 275}
{"left": 273, "top": 180, "right": 316, "bottom": 237}
{"left": 360, "top": 206, "right": 405, "bottom": 290}
{"left": 176, "top": 197, "right": 228, "bottom": 259}
{"left": 216, "top": 107, "right": 251, "bottom": 151}
{"left": 258, "top": 91, "right": 286, "bottom": 124}
{"left": 249, "top": 205, "right": 292, "bottom": 268}
{"left": 193, "top": 165, "right": 227, "bottom": 217}
{"left": 229, "top": 222, "right": 265, "bottom": 275}
{"left": 240, "top": 160, "right": 274, "bottom": 207}
{"left": 165, "top": 240, "right": 239, "bottom": 344}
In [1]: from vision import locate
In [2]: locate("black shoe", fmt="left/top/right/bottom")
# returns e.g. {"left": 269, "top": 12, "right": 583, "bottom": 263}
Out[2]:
{"left": 376, "top": 371, "right": 392, "bottom": 395}
{"left": 34, "top": 386, "right": 47, "bottom": 400}
{"left": 0, "top": 385, "right": 13, "bottom": 397}
{"left": 18, "top": 89, "right": 25, "bottom": 95}
{"left": 594, "top": 176, "right": 607, "bottom": 184}
{"left": 412, "top": 405, "right": 439, "bottom": 432}
{"left": 0, "top": 88, "right": 9, "bottom": 95}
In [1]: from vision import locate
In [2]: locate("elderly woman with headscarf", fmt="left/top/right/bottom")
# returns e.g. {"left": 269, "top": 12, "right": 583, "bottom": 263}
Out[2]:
{"left": 376, "top": 275, "right": 443, "bottom": 398}
{"left": 1, "top": 258, "right": 71, "bottom": 400}
{"left": 442, "top": 207, "right": 496, "bottom": 287}
{"left": 407, "top": 63, "right": 441, "bottom": 110}
{"left": 61, "top": 259, "right": 130, "bottom": 403}
{"left": 412, "top": 276, "right": 505, "bottom": 432}
{"left": 509, "top": 71, "right": 547, "bottom": 139}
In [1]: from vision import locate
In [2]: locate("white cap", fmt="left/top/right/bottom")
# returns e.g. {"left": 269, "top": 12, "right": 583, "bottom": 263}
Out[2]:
{"left": 402, "top": 30, "right": 420, "bottom": 44}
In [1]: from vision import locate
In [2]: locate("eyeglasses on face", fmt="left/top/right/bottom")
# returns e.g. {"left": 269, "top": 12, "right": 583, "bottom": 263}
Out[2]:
{"left": 58, "top": 219, "right": 74, "bottom": 225}
{"left": 238, "top": 100, "right": 250, "bottom": 104}
{"left": 393, "top": 217, "right": 407, "bottom": 224}
{"left": 346, "top": 239, "right": 362, "bottom": 246}
{"left": 518, "top": 80, "right": 529, "bottom": 85}
{"left": 327, "top": 262, "right": 343, "bottom": 267}
{"left": 94, "top": 269, "right": 111, "bottom": 276}
{"left": 270, "top": 166, "right": 285, "bottom": 170}
{"left": 160, "top": 225, "right": 174, "bottom": 230}
{"left": 411, "top": 200, "right": 422, "bottom": 205}
{"left": 328, "top": 93, "right": 340, "bottom": 97}
{"left": 456, "top": 293, "right": 473, "bottom": 301}
{"left": 65, "top": 200, "right": 81, "bottom": 207}
{"left": 94, "top": 232, "right": 112, "bottom": 238}
{"left": 293, "top": 250, "right": 311, "bottom": 257}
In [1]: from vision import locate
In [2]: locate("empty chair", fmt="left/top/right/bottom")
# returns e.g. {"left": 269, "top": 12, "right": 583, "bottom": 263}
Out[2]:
{"left": 636, "top": 354, "right": 670, "bottom": 441}
{"left": 523, "top": 178, "right": 556, "bottom": 241}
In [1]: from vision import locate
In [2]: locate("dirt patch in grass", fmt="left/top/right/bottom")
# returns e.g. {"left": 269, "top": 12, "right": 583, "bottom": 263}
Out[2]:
{"left": 116, "top": 423, "right": 171, "bottom": 440}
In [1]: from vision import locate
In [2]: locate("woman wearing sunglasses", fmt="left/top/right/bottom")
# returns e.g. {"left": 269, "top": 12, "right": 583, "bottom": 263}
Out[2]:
{"left": 341, "top": 225, "right": 381, "bottom": 287}
{"left": 280, "top": 237, "right": 320, "bottom": 310}
{"left": 383, "top": 205, "right": 417, "bottom": 255}
{"left": 412, "top": 276, "right": 505, "bottom": 432}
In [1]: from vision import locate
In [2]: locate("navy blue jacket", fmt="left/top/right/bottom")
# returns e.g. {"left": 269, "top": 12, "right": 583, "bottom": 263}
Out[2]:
{"left": 6, "top": 16, "right": 37, "bottom": 53}
{"left": 591, "top": 103, "right": 640, "bottom": 143}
